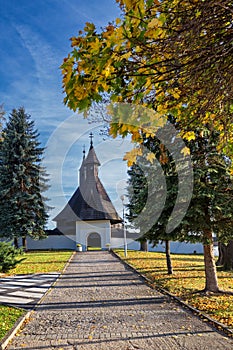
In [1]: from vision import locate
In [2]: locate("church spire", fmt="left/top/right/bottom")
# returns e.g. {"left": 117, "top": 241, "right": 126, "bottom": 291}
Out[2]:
{"left": 89, "top": 132, "right": 93, "bottom": 149}
{"left": 79, "top": 134, "right": 100, "bottom": 189}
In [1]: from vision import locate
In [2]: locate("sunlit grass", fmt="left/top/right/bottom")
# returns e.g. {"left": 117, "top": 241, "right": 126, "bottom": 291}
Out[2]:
{"left": 7, "top": 250, "right": 73, "bottom": 275}
{"left": 115, "top": 249, "right": 233, "bottom": 329}
{"left": 0, "top": 250, "right": 73, "bottom": 341}
{"left": 0, "top": 305, "right": 24, "bottom": 341}
{"left": 87, "top": 247, "right": 102, "bottom": 251}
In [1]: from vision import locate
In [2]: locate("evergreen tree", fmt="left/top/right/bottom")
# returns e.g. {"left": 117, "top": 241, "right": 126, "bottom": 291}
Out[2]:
{"left": 180, "top": 127, "right": 233, "bottom": 291}
{"left": 0, "top": 104, "right": 4, "bottom": 134}
{"left": 127, "top": 130, "right": 181, "bottom": 275}
{"left": 0, "top": 241, "right": 23, "bottom": 272}
{"left": 127, "top": 162, "right": 175, "bottom": 274}
{"left": 0, "top": 107, "right": 49, "bottom": 248}
{"left": 127, "top": 164, "right": 149, "bottom": 252}
{"left": 127, "top": 123, "right": 233, "bottom": 291}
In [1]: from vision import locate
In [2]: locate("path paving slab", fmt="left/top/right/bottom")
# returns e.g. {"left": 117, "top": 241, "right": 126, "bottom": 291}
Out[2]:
{"left": 0, "top": 273, "right": 59, "bottom": 309}
{"left": 5, "top": 252, "right": 233, "bottom": 350}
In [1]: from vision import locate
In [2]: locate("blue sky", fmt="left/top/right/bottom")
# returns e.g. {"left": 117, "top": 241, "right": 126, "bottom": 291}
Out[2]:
{"left": 0, "top": 0, "right": 132, "bottom": 228}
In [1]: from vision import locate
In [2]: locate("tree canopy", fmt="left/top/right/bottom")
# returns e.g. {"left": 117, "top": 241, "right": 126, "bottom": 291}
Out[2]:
{"left": 0, "top": 108, "right": 49, "bottom": 247}
{"left": 127, "top": 124, "right": 233, "bottom": 290}
{"left": 61, "top": 0, "right": 233, "bottom": 157}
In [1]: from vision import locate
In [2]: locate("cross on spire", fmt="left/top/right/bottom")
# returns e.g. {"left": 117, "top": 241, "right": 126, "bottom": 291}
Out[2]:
{"left": 89, "top": 132, "right": 94, "bottom": 148}
{"left": 82, "top": 144, "right": 86, "bottom": 160}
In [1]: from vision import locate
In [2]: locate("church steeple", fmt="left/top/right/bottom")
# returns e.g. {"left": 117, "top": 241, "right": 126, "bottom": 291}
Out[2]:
{"left": 89, "top": 132, "right": 94, "bottom": 149}
{"left": 54, "top": 133, "right": 122, "bottom": 225}
{"left": 79, "top": 133, "right": 100, "bottom": 188}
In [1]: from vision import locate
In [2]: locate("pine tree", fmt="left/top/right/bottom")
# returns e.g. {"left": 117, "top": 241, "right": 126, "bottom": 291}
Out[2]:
{"left": 0, "top": 107, "right": 49, "bottom": 248}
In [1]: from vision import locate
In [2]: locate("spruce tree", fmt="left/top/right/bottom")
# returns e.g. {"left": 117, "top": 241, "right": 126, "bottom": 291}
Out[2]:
{"left": 0, "top": 104, "right": 4, "bottom": 131}
{"left": 127, "top": 132, "right": 181, "bottom": 274}
{"left": 0, "top": 107, "right": 49, "bottom": 248}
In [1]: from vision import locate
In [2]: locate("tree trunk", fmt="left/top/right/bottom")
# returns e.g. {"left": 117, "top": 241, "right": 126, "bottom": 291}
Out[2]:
{"left": 22, "top": 236, "right": 27, "bottom": 251}
{"left": 216, "top": 242, "right": 225, "bottom": 266}
{"left": 14, "top": 237, "right": 18, "bottom": 249}
{"left": 140, "top": 240, "right": 148, "bottom": 252}
{"left": 203, "top": 229, "right": 219, "bottom": 292}
{"left": 216, "top": 241, "right": 233, "bottom": 271}
{"left": 165, "top": 240, "right": 173, "bottom": 275}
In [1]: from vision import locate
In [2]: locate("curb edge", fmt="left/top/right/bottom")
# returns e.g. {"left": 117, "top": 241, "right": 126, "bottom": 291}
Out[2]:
{"left": 0, "top": 250, "right": 75, "bottom": 349}
{"left": 111, "top": 250, "right": 233, "bottom": 339}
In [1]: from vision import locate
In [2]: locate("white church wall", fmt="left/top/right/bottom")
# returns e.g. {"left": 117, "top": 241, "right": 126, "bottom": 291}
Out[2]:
{"left": 110, "top": 238, "right": 205, "bottom": 255}
{"left": 26, "top": 235, "right": 76, "bottom": 250}
{"left": 110, "top": 238, "right": 140, "bottom": 250}
{"left": 76, "top": 220, "right": 111, "bottom": 250}
{"left": 148, "top": 241, "right": 204, "bottom": 254}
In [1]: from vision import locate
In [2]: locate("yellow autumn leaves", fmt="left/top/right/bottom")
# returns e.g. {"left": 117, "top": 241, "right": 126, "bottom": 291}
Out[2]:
{"left": 61, "top": 0, "right": 233, "bottom": 162}
{"left": 117, "top": 250, "right": 233, "bottom": 330}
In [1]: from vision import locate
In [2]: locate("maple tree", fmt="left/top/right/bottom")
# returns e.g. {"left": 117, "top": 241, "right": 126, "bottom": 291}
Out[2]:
{"left": 61, "top": 0, "right": 233, "bottom": 155}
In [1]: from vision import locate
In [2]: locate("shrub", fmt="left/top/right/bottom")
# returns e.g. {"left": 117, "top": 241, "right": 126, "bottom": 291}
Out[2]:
{"left": 0, "top": 241, "right": 23, "bottom": 273}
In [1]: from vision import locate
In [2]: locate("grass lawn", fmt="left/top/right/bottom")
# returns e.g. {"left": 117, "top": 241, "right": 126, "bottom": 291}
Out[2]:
{"left": 0, "top": 305, "right": 24, "bottom": 341}
{"left": 115, "top": 249, "right": 233, "bottom": 330}
{"left": 0, "top": 250, "right": 73, "bottom": 341}
{"left": 7, "top": 250, "right": 73, "bottom": 275}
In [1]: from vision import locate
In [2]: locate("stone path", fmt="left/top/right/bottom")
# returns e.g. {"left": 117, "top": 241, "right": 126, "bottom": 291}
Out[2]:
{"left": 6, "top": 251, "right": 233, "bottom": 349}
{"left": 0, "top": 273, "right": 59, "bottom": 309}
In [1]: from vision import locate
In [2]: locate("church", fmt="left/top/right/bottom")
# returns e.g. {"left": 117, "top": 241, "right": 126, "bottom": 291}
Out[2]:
{"left": 53, "top": 133, "right": 125, "bottom": 251}
{"left": 27, "top": 134, "right": 129, "bottom": 251}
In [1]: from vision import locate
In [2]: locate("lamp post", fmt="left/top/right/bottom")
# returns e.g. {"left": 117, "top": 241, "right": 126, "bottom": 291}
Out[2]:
{"left": 120, "top": 195, "right": 127, "bottom": 257}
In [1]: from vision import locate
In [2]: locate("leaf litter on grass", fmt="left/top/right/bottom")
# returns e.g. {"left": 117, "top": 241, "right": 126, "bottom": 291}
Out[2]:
{"left": 116, "top": 250, "right": 233, "bottom": 330}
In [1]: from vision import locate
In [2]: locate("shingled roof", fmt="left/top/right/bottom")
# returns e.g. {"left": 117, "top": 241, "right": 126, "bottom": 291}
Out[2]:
{"left": 53, "top": 143, "right": 122, "bottom": 224}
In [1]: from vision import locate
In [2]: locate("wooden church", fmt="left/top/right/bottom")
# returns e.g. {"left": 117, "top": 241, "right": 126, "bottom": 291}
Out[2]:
{"left": 27, "top": 133, "right": 128, "bottom": 251}
{"left": 53, "top": 134, "right": 123, "bottom": 250}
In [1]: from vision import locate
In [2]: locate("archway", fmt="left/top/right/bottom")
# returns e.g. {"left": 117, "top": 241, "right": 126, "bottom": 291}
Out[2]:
{"left": 87, "top": 232, "right": 101, "bottom": 250}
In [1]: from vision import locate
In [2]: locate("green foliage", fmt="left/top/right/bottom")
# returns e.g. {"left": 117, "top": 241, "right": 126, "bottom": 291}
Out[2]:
{"left": 127, "top": 122, "right": 233, "bottom": 290}
{"left": 127, "top": 135, "right": 179, "bottom": 243}
{"left": 0, "top": 103, "right": 5, "bottom": 136}
{"left": 0, "top": 107, "right": 49, "bottom": 243}
{"left": 0, "top": 241, "right": 23, "bottom": 273}
{"left": 126, "top": 117, "right": 191, "bottom": 244}
{"left": 127, "top": 123, "right": 233, "bottom": 246}
{"left": 181, "top": 127, "right": 233, "bottom": 245}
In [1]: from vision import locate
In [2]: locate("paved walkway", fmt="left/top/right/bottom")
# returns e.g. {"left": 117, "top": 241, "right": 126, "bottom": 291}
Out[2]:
{"left": 0, "top": 273, "right": 59, "bottom": 309}
{"left": 6, "top": 252, "right": 233, "bottom": 350}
